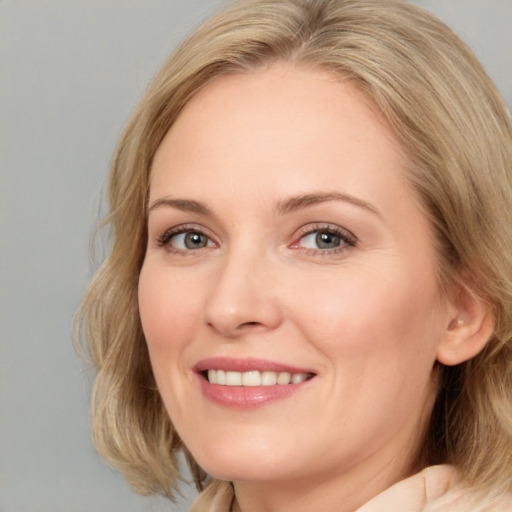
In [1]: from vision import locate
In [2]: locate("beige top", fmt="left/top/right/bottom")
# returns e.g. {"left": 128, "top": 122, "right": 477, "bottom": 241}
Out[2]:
{"left": 189, "top": 465, "right": 512, "bottom": 512}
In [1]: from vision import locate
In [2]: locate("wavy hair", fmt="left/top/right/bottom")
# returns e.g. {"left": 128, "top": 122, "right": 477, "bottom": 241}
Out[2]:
{"left": 76, "top": 0, "right": 512, "bottom": 500}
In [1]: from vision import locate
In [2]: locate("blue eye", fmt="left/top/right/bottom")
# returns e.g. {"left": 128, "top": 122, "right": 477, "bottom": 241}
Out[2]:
{"left": 158, "top": 229, "right": 215, "bottom": 251}
{"left": 300, "top": 231, "right": 343, "bottom": 249}
{"left": 173, "top": 232, "right": 212, "bottom": 249}
{"left": 296, "top": 226, "right": 356, "bottom": 252}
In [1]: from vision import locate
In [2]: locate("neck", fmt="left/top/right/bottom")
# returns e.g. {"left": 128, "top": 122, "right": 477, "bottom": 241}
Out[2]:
{"left": 231, "top": 450, "right": 415, "bottom": 512}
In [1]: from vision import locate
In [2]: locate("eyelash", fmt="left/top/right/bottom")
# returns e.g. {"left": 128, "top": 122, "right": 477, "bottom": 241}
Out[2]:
{"left": 291, "top": 224, "right": 357, "bottom": 255}
{"left": 156, "top": 224, "right": 216, "bottom": 253}
{"left": 155, "top": 223, "right": 357, "bottom": 255}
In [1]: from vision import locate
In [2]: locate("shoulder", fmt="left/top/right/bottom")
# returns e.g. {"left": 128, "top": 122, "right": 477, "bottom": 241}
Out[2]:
{"left": 357, "top": 465, "right": 512, "bottom": 512}
{"left": 423, "top": 466, "right": 512, "bottom": 512}
{"left": 189, "top": 466, "right": 512, "bottom": 512}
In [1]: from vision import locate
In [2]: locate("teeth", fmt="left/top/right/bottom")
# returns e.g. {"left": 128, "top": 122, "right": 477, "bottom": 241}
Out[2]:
{"left": 208, "top": 369, "right": 226, "bottom": 385}
{"left": 242, "top": 371, "right": 261, "bottom": 386}
{"left": 207, "top": 370, "right": 310, "bottom": 386}
{"left": 225, "top": 371, "right": 242, "bottom": 386}
{"left": 277, "top": 371, "right": 291, "bottom": 385}
{"left": 261, "top": 371, "right": 277, "bottom": 386}
{"left": 291, "top": 373, "right": 308, "bottom": 384}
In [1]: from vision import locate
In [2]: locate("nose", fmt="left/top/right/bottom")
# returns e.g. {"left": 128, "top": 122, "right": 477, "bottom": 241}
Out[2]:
{"left": 203, "top": 251, "right": 282, "bottom": 338}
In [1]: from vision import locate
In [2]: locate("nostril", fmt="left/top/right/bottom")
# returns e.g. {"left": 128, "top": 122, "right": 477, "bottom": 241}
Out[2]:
{"left": 238, "top": 321, "right": 264, "bottom": 331}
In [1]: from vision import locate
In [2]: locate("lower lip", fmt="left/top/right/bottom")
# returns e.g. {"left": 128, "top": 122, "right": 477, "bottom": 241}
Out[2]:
{"left": 198, "top": 376, "right": 312, "bottom": 409}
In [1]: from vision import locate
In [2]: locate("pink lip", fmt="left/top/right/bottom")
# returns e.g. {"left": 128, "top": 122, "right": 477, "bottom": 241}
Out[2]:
{"left": 194, "top": 357, "right": 315, "bottom": 410}
{"left": 194, "top": 357, "right": 313, "bottom": 374}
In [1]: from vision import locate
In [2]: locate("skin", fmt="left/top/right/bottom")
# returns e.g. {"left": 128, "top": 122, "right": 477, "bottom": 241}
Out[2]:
{"left": 138, "top": 63, "right": 473, "bottom": 512}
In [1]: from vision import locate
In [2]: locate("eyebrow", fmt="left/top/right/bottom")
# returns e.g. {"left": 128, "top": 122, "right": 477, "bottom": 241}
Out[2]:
{"left": 147, "top": 197, "right": 212, "bottom": 216}
{"left": 275, "top": 191, "right": 381, "bottom": 217}
{"left": 147, "top": 191, "right": 381, "bottom": 218}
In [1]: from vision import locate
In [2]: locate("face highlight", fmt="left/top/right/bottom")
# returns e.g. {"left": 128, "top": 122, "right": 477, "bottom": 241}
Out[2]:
{"left": 138, "top": 63, "right": 454, "bottom": 499}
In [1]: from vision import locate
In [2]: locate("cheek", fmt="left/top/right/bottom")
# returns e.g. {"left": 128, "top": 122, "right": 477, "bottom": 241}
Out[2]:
{"left": 296, "top": 265, "right": 443, "bottom": 430}
{"left": 138, "top": 265, "right": 203, "bottom": 374}
{"left": 138, "top": 264, "right": 208, "bottom": 426}
{"left": 289, "top": 262, "right": 444, "bottom": 375}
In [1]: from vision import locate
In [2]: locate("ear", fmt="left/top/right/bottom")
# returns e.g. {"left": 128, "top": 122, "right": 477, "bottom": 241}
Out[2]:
{"left": 436, "top": 284, "right": 494, "bottom": 366}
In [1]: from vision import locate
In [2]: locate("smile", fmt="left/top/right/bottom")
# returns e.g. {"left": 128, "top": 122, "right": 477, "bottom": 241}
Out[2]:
{"left": 206, "top": 369, "right": 313, "bottom": 386}
{"left": 195, "top": 358, "right": 316, "bottom": 408}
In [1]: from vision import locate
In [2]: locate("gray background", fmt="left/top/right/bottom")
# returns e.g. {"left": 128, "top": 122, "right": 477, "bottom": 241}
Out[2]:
{"left": 1, "top": 1, "right": 510, "bottom": 511}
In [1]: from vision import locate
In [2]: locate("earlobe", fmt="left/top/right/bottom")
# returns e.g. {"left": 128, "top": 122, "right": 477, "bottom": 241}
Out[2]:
{"left": 436, "top": 285, "right": 494, "bottom": 366}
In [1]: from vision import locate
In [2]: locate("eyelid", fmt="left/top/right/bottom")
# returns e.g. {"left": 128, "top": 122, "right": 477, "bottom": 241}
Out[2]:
{"left": 153, "top": 221, "right": 356, "bottom": 256}
{"left": 155, "top": 223, "right": 217, "bottom": 250}
{"left": 290, "top": 223, "right": 357, "bottom": 251}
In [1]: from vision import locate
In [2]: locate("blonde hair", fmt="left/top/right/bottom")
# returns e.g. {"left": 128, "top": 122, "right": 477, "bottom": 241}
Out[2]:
{"left": 76, "top": 0, "right": 512, "bottom": 500}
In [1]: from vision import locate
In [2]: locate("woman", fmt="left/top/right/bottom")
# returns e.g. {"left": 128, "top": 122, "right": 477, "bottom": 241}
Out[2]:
{"left": 77, "top": 0, "right": 512, "bottom": 510}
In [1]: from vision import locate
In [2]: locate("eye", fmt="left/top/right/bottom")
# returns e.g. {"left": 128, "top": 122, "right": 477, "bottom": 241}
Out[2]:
{"left": 171, "top": 232, "right": 213, "bottom": 249}
{"left": 301, "top": 231, "right": 343, "bottom": 249}
{"left": 292, "top": 225, "right": 356, "bottom": 253}
{"left": 157, "top": 227, "right": 215, "bottom": 252}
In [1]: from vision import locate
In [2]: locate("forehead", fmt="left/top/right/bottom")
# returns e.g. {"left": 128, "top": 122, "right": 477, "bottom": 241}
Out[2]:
{"left": 150, "top": 62, "right": 406, "bottom": 196}
{"left": 148, "top": 61, "right": 435, "bottom": 267}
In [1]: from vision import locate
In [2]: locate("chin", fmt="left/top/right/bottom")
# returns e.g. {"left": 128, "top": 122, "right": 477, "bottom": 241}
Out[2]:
{"left": 186, "top": 434, "right": 302, "bottom": 482}
{"left": 202, "top": 460, "right": 294, "bottom": 483}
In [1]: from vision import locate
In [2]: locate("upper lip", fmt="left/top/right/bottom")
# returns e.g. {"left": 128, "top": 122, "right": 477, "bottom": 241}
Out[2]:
{"left": 194, "top": 357, "right": 315, "bottom": 375}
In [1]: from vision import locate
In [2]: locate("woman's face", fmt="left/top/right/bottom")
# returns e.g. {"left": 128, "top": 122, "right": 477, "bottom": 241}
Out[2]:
{"left": 139, "top": 63, "right": 454, "bottom": 489}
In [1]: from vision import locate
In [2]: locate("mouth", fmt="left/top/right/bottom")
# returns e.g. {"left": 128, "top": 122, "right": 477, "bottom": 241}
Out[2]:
{"left": 194, "top": 358, "right": 316, "bottom": 408}
{"left": 204, "top": 369, "right": 314, "bottom": 386}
